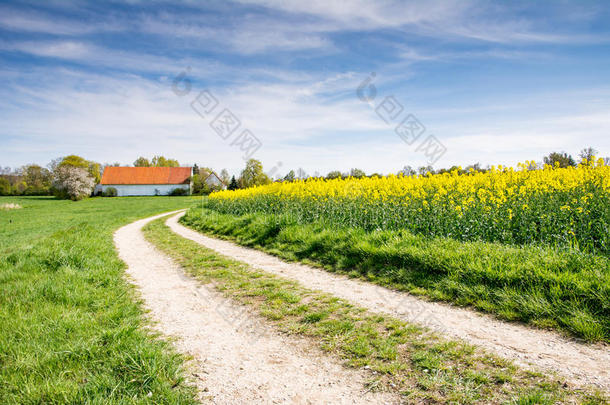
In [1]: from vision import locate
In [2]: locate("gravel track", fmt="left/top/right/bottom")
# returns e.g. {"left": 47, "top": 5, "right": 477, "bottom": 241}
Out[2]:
{"left": 114, "top": 211, "right": 401, "bottom": 404}
{"left": 168, "top": 212, "right": 609, "bottom": 391}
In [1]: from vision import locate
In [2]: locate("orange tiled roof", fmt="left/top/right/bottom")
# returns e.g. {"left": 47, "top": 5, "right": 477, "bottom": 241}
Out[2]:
{"left": 100, "top": 167, "right": 192, "bottom": 185}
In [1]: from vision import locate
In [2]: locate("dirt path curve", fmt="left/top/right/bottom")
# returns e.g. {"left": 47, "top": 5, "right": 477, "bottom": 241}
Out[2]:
{"left": 167, "top": 212, "right": 610, "bottom": 391}
{"left": 114, "top": 211, "right": 401, "bottom": 404}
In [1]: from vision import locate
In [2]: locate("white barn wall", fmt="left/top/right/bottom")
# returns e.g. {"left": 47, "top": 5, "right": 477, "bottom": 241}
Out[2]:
{"left": 101, "top": 184, "right": 189, "bottom": 196}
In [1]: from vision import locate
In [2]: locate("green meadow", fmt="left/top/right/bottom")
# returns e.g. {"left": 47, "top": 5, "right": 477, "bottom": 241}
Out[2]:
{"left": 0, "top": 196, "right": 198, "bottom": 404}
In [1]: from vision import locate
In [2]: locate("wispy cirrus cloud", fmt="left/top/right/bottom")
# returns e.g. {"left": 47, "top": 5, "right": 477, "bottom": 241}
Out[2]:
{"left": 0, "top": 5, "right": 124, "bottom": 35}
{"left": 239, "top": 0, "right": 605, "bottom": 44}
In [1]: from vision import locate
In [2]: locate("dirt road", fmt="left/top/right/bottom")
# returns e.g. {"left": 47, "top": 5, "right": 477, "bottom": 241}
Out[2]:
{"left": 167, "top": 212, "right": 609, "bottom": 390}
{"left": 114, "top": 211, "right": 400, "bottom": 404}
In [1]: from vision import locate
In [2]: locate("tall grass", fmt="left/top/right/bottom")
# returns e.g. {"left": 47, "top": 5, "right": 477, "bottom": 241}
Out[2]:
{"left": 0, "top": 196, "right": 198, "bottom": 403}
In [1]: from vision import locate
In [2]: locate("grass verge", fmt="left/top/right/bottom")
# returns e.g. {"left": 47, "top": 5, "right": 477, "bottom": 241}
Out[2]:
{"left": 145, "top": 215, "right": 607, "bottom": 404}
{"left": 179, "top": 208, "right": 610, "bottom": 343}
{"left": 0, "top": 196, "right": 198, "bottom": 404}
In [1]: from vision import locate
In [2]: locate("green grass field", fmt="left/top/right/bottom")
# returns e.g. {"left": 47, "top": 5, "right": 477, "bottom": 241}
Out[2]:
{"left": 0, "top": 196, "right": 198, "bottom": 404}
{"left": 181, "top": 207, "right": 610, "bottom": 342}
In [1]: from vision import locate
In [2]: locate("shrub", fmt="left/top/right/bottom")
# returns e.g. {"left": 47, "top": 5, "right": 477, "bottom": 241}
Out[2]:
{"left": 0, "top": 177, "right": 11, "bottom": 195}
{"left": 169, "top": 187, "right": 188, "bottom": 196}
{"left": 102, "top": 187, "right": 118, "bottom": 197}
{"left": 52, "top": 166, "right": 95, "bottom": 201}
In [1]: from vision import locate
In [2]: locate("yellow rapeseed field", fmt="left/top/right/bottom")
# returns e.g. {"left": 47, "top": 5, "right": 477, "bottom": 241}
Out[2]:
{"left": 208, "top": 159, "right": 610, "bottom": 254}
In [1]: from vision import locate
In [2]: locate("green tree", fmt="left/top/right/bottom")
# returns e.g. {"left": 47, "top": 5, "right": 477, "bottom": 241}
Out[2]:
{"left": 399, "top": 165, "right": 416, "bottom": 176}
{"left": 57, "top": 155, "right": 101, "bottom": 183}
{"left": 133, "top": 157, "right": 151, "bottom": 167}
{"left": 151, "top": 156, "right": 180, "bottom": 167}
{"left": 543, "top": 152, "right": 575, "bottom": 168}
{"left": 193, "top": 164, "right": 200, "bottom": 175}
{"left": 88, "top": 162, "right": 101, "bottom": 183}
{"left": 239, "top": 159, "right": 271, "bottom": 189}
{"left": 21, "top": 164, "right": 52, "bottom": 195}
{"left": 326, "top": 170, "right": 342, "bottom": 179}
{"left": 0, "top": 177, "right": 11, "bottom": 195}
{"left": 418, "top": 166, "right": 434, "bottom": 175}
{"left": 14, "top": 181, "right": 27, "bottom": 194}
{"left": 59, "top": 155, "right": 89, "bottom": 169}
{"left": 436, "top": 165, "right": 461, "bottom": 175}
{"left": 283, "top": 170, "right": 295, "bottom": 182}
{"left": 191, "top": 174, "right": 211, "bottom": 195}
{"left": 199, "top": 167, "right": 212, "bottom": 178}
{"left": 464, "top": 163, "right": 484, "bottom": 173}
{"left": 228, "top": 176, "right": 238, "bottom": 190}
{"left": 349, "top": 168, "right": 366, "bottom": 178}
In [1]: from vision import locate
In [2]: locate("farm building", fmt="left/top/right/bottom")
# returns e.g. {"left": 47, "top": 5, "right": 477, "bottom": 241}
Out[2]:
{"left": 99, "top": 167, "right": 192, "bottom": 196}
{"left": 203, "top": 171, "right": 227, "bottom": 190}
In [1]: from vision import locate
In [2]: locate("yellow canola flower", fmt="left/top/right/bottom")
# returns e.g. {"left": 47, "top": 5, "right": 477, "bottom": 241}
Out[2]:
{"left": 211, "top": 161, "right": 610, "bottom": 215}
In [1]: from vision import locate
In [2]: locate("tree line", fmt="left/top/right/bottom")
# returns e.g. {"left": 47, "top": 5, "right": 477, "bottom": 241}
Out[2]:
{"left": 0, "top": 155, "right": 191, "bottom": 200}
{"left": 1, "top": 148, "right": 606, "bottom": 200}
{"left": 0, "top": 155, "right": 273, "bottom": 199}
{"left": 276, "top": 147, "right": 607, "bottom": 183}
{"left": 0, "top": 155, "right": 100, "bottom": 199}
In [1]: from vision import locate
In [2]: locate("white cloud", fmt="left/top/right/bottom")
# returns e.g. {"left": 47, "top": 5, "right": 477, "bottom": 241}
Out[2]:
{"left": 0, "top": 10, "right": 90, "bottom": 35}
{"left": 0, "top": 40, "right": 217, "bottom": 78}
{"left": 240, "top": 0, "right": 604, "bottom": 45}
{"left": 0, "top": 40, "right": 91, "bottom": 59}
{"left": 2, "top": 66, "right": 609, "bottom": 176}
{"left": 239, "top": 0, "right": 463, "bottom": 29}
{"left": 1, "top": 0, "right": 609, "bottom": 176}
{"left": 0, "top": 6, "right": 123, "bottom": 35}
{"left": 138, "top": 12, "right": 334, "bottom": 54}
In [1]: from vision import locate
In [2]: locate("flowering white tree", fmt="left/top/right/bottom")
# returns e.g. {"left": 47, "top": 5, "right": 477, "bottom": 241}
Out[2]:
{"left": 53, "top": 166, "right": 95, "bottom": 200}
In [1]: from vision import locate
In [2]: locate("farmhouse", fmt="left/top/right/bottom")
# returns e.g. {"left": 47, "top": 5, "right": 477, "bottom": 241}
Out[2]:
{"left": 99, "top": 167, "right": 192, "bottom": 196}
{"left": 203, "top": 171, "right": 227, "bottom": 190}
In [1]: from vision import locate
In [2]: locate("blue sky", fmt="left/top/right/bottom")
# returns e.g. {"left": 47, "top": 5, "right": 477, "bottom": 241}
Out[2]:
{"left": 1, "top": 0, "right": 609, "bottom": 177}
